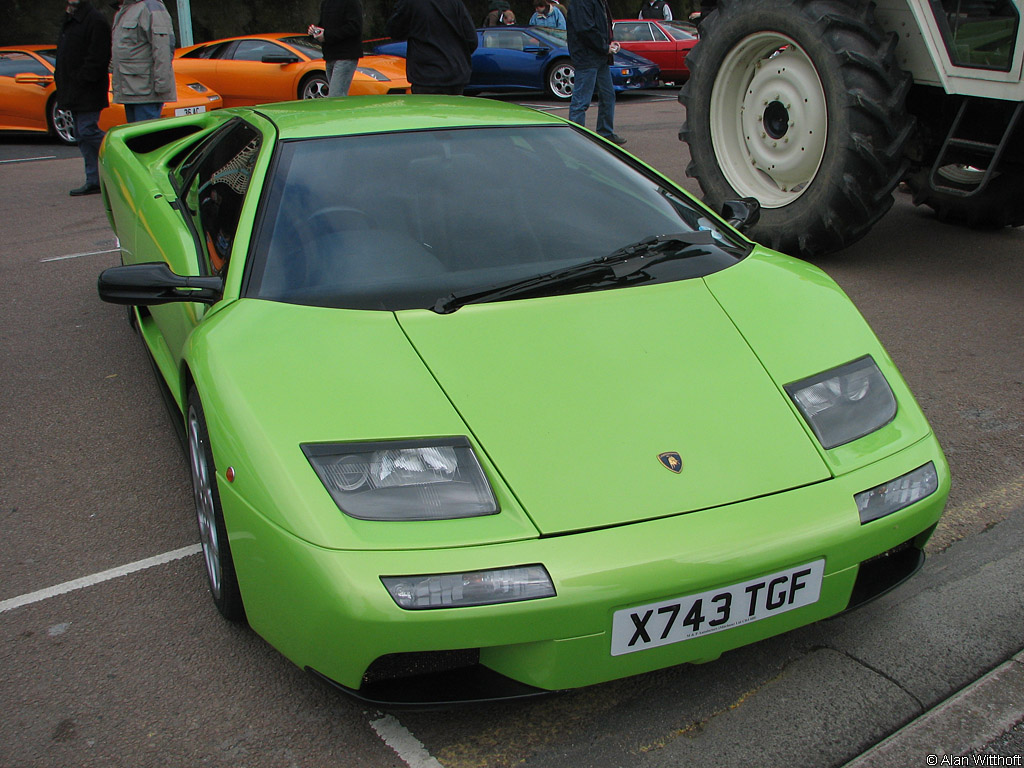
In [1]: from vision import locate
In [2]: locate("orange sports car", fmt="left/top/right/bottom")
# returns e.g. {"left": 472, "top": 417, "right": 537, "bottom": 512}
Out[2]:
{"left": 173, "top": 33, "right": 410, "bottom": 107}
{"left": 0, "top": 45, "right": 223, "bottom": 144}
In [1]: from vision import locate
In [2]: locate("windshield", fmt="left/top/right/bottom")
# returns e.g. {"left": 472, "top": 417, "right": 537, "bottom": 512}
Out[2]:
{"left": 661, "top": 21, "right": 698, "bottom": 40}
{"left": 530, "top": 27, "right": 568, "bottom": 45}
{"left": 246, "top": 125, "right": 748, "bottom": 311}
{"left": 278, "top": 35, "right": 323, "bottom": 59}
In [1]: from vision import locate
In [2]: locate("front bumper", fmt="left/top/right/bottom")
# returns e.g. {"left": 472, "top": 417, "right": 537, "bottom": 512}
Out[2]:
{"left": 613, "top": 67, "right": 661, "bottom": 91}
{"left": 222, "top": 433, "right": 948, "bottom": 701}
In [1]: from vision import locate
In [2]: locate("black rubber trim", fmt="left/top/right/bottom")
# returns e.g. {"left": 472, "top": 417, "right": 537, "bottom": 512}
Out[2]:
{"left": 308, "top": 664, "right": 557, "bottom": 709}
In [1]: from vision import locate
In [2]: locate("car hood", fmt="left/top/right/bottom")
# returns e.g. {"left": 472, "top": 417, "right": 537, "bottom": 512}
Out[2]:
{"left": 614, "top": 48, "right": 658, "bottom": 68}
{"left": 397, "top": 277, "right": 830, "bottom": 535}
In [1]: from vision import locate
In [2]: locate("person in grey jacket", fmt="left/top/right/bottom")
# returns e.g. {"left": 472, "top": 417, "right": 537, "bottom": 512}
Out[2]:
{"left": 110, "top": 0, "right": 175, "bottom": 122}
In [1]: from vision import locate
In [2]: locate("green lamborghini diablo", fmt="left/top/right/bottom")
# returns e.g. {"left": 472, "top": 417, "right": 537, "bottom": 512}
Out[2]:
{"left": 96, "top": 96, "right": 948, "bottom": 705}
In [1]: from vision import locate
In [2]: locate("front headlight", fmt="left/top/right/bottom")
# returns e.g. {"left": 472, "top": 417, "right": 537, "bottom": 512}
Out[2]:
{"left": 382, "top": 565, "right": 556, "bottom": 609}
{"left": 785, "top": 356, "right": 897, "bottom": 449}
{"left": 855, "top": 462, "right": 938, "bottom": 524}
{"left": 302, "top": 437, "right": 499, "bottom": 521}
{"left": 186, "top": 82, "right": 209, "bottom": 93}
{"left": 356, "top": 67, "right": 390, "bottom": 82}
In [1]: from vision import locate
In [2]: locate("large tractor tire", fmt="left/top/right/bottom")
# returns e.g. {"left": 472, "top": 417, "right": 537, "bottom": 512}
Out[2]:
{"left": 679, "top": 0, "right": 914, "bottom": 257}
{"left": 906, "top": 166, "right": 1024, "bottom": 228}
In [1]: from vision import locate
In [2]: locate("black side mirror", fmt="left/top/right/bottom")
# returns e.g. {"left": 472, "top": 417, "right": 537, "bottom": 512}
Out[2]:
{"left": 261, "top": 53, "right": 301, "bottom": 64}
{"left": 721, "top": 197, "right": 760, "bottom": 232}
{"left": 97, "top": 263, "right": 223, "bottom": 306}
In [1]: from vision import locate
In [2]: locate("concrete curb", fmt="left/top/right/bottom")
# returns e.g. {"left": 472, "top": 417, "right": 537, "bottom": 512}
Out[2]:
{"left": 842, "top": 650, "right": 1024, "bottom": 767}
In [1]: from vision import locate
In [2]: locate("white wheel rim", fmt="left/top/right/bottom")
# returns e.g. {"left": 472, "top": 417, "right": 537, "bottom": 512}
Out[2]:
{"left": 304, "top": 79, "right": 328, "bottom": 99}
{"left": 710, "top": 33, "right": 827, "bottom": 207}
{"left": 53, "top": 105, "right": 76, "bottom": 143}
{"left": 188, "top": 407, "right": 222, "bottom": 598}
{"left": 550, "top": 64, "right": 574, "bottom": 98}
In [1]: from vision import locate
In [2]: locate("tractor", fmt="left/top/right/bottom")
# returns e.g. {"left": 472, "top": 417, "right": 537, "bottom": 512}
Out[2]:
{"left": 679, "top": 0, "right": 1024, "bottom": 257}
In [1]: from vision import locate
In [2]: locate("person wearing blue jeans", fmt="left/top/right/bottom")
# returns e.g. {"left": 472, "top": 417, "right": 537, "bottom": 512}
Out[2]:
{"left": 74, "top": 111, "right": 105, "bottom": 187}
{"left": 123, "top": 103, "right": 164, "bottom": 123}
{"left": 566, "top": 0, "right": 626, "bottom": 145}
{"left": 310, "top": 0, "right": 363, "bottom": 97}
{"left": 55, "top": 0, "right": 111, "bottom": 196}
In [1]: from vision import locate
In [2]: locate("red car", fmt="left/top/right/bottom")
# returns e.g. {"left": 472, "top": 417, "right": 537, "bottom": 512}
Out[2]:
{"left": 612, "top": 19, "right": 699, "bottom": 82}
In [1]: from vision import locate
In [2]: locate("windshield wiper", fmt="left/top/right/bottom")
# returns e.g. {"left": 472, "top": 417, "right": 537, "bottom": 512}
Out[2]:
{"left": 432, "top": 231, "right": 718, "bottom": 314}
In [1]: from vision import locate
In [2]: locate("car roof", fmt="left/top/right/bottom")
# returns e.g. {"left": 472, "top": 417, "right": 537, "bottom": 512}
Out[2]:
{"left": 250, "top": 95, "right": 564, "bottom": 140}
{"left": 0, "top": 45, "right": 56, "bottom": 53}
{"left": 177, "top": 32, "right": 307, "bottom": 54}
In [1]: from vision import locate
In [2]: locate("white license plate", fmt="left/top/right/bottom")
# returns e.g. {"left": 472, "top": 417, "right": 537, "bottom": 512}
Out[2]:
{"left": 610, "top": 559, "right": 825, "bottom": 656}
{"left": 175, "top": 106, "right": 206, "bottom": 116}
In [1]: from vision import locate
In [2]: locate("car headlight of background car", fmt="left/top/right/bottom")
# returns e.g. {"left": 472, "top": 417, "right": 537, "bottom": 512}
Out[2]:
{"left": 785, "top": 356, "right": 897, "bottom": 449}
{"left": 356, "top": 67, "right": 390, "bottom": 82}
{"left": 302, "top": 437, "right": 499, "bottom": 521}
{"left": 186, "top": 82, "right": 209, "bottom": 93}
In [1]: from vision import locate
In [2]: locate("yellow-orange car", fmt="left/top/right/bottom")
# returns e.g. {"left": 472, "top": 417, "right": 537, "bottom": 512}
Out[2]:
{"left": 173, "top": 33, "right": 410, "bottom": 107}
{"left": 0, "top": 45, "right": 223, "bottom": 144}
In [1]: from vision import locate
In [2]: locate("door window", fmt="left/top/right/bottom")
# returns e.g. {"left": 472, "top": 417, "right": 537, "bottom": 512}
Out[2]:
{"left": 930, "top": 0, "right": 1019, "bottom": 70}
{"left": 181, "top": 121, "right": 262, "bottom": 276}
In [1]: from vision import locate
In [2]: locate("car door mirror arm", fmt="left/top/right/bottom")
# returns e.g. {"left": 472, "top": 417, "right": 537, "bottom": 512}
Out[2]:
{"left": 97, "top": 262, "right": 224, "bottom": 306}
{"left": 721, "top": 197, "right": 761, "bottom": 232}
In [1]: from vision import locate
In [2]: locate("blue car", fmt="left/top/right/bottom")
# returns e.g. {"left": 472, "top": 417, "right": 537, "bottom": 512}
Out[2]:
{"left": 373, "top": 26, "right": 660, "bottom": 100}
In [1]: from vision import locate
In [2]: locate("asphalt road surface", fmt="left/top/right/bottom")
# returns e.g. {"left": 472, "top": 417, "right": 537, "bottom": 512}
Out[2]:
{"left": 1, "top": 92, "right": 1022, "bottom": 768}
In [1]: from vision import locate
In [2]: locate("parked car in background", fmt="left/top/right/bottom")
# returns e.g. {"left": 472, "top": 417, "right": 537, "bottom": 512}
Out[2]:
{"left": 0, "top": 45, "right": 222, "bottom": 144}
{"left": 612, "top": 19, "right": 699, "bottom": 82}
{"left": 372, "top": 26, "right": 660, "bottom": 100}
{"left": 173, "top": 33, "right": 410, "bottom": 106}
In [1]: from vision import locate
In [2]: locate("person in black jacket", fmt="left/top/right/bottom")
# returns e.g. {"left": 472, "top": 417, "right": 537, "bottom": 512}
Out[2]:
{"left": 55, "top": 0, "right": 111, "bottom": 196}
{"left": 566, "top": 0, "right": 625, "bottom": 144}
{"left": 309, "top": 0, "right": 364, "bottom": 96}
{"left": 638, "top": 0, "right": 673, "bottom": 20}
{"left": 386, "top": 0, "right": 477, "bottom": 95}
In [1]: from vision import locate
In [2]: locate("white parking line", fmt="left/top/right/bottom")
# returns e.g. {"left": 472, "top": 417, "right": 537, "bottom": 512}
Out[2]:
{"left": 0, "top": 544, "right": 202, "bottom": 614}
{"left": 41, "top": 247, "right": 120, "bottom": 263}
{"left": 0, "top": 156, "right": 58, "bottom": 164}
{"left": 371, "top": 715, "right": 445, "bottom": 768}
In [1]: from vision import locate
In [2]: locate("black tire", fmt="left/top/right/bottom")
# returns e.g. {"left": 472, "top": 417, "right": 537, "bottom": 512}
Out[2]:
{"left": 47, "top": 96, "right": 77, "bottom": 145}
{"left": 299, "top": 72, "right": 330, "bottom": 99}
{"left": 678, "top": 0, "right": 914, "bottom": 257}
{"left": 546, "top": 58, "right": 574, "bottom": 100}
{"left": 906, "top": 166, "right": 1024, "bottom": 228}
{"left": 187, "top": 388, "right": 245, "bottom": 622}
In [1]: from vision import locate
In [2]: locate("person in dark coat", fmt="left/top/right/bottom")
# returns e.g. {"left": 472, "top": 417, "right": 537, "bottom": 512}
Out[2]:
{"left": 566, "top": 0, "right": 625, "bottom": 144}
{"left": 386, "top": 0, "right": 478, "bottom": 95}
{"left": 308, "top": 0, "right": 364, "bottom": 96}
{"left": 638, "top": 0, "right": 673, "bottom": 20}
{"left": 55, "top": 0, "right": 112, "bottom": 196}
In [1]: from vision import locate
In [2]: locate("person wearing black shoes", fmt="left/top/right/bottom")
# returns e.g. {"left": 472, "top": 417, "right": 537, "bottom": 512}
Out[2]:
{"left": 567, "top": 0, "right": 627, "bottom": 145}
{"left": 55, "top": 0, "right": 111, "bottom": 196}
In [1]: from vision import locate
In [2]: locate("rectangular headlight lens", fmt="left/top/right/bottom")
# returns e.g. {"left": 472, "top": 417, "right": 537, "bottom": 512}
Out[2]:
{"left": 382, "top": 565, "right": 556, "bottom": 609}
{"left": 785, "top": 356, "right": 897, "bottom": 449}
{"left": 855, "top": 462, "right": 938, "bottom": 524}
{"left": 302, "top": 437, "right": 499, "bottom": 521}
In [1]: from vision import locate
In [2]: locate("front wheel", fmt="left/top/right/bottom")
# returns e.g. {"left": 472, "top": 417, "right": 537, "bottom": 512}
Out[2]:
{"left": 679, "top": 0, "right": 914, "bottom": 257}
{"left": 546, "top": 59, "right": 574, "bottom": 100}
{"left": 48, "top": 97, "right": 77, "bottom": 144}
{"left": 300, "top": 72, "right": 329, "bottom": 99}
{"left": 187, "top": 388, "right": 245, "bottom": 622}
